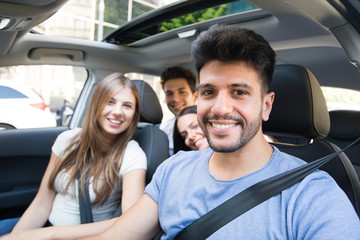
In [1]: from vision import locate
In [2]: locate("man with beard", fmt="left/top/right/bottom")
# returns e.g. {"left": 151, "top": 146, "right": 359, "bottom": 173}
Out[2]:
{"left": 9, "top": 24, "right": 359, "bottom": 240}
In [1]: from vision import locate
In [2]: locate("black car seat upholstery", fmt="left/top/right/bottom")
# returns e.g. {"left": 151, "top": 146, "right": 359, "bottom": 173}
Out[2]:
{"left": 325, "top": 110, "right": 360, "bottom": 179}
{"left": 133, "top": 80, "right": 169, "bottom": 184}
{"left": 263, "top": 64, "right": 360, "bottom": 216}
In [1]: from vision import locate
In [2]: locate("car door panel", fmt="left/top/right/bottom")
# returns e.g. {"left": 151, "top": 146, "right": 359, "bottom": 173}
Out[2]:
{"left": 0, "top": 127, "right": 68, "bottom": 219}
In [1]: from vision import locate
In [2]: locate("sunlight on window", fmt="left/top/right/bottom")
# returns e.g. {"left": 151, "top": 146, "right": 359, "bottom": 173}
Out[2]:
{"left": 322, "top": 87, "right": 360, "bottom": 111}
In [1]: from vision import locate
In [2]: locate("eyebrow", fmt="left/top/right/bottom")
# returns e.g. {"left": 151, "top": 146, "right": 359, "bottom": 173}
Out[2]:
{"left": 166, "top": 87, "right": 188, "bottom": 93}
{"left": 198, "top": 83, "right": 253, "bottom": 90}
{"left": 179, "top": 120, "right": 196, "bottom": 136}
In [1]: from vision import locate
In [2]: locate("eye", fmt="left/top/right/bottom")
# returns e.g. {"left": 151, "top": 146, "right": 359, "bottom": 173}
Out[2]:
{"left": 181, "top": 132, "right": 187, "bottom": 139}
{"left": 165, "top": 92, "right": 173, "bottom": 97}
{"left": 201, "top": 89, "right": 213, "bottom": 96}
{"left": 233, "top": 89, "right": 247, "bottom": 96}
{"left": 124, "top": 102, "right": 133, "bottom": 109}
{"left": 108, "top": 99, "right": 115, "bottom": 105}
{"left": 191, "top": 123, "right": 199, "bottom": 129}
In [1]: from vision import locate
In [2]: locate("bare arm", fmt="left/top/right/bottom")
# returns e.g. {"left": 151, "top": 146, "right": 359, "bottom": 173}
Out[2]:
{"left": 82, "top": 194, "right": 161, "bottom": 240}
{"left": 121, "top": 169, "right": 146, "bottom": 213}
{"left": 0, "top": 218, "right": 118, "bottom": 240}
{"left": 11, "top": 152, "right": 59, "bottom": 232}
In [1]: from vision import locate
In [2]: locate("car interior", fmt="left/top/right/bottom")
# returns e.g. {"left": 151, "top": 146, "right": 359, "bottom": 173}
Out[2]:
{"left": 325, "top": 110, "right": 360, "bottom": 177}
{"left": 132, "top": 79, "right": 169, "bottom": 184}
{"left": 263, "top": 64, "right": 360, "bottom": 216}
{"left": 0, "top": 0, "right": 360, "bottom": 225}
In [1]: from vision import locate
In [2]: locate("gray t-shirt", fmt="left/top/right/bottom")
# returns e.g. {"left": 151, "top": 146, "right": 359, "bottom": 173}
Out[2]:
{"left": 145, "top": 146, "right": 360, "bottom": 239}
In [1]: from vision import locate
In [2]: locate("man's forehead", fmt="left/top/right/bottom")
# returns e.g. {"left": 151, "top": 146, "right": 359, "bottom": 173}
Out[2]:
{"left": 198, "top": 62, "right": 261, "bottom": 90}
{"left": 164, "top": 78, "right": 190, "bottom": 90}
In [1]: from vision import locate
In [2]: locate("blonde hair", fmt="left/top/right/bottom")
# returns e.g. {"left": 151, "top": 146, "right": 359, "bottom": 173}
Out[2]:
{"left": 49, "top": 73, "right": 141, "bottom": 205}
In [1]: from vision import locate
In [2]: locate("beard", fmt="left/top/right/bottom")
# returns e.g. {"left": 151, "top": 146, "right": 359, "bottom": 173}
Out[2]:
{"left": 200, "top": 110, "right": 263, "bottom": 153}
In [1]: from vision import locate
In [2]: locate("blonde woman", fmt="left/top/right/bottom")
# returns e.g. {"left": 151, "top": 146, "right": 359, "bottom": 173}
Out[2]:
{"left": 0, "top": 73, "right": 146, "bottom": 236}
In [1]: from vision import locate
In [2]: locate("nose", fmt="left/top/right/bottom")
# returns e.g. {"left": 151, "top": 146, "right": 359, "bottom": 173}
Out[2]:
{"left": 211, "top": 91, "right": 233, "bottom": 116}
{"left": 188, "top": 131, "right": 196, "bottom": 141}
{"left": 171, "top": 92, "right": 181, "bottom": 103}
{"left": 112, "top": 104, "right": 123, "bottom": 116}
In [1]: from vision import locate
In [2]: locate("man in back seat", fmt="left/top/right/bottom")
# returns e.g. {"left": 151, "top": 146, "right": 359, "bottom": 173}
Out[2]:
{"left": 159, "top": 66, "right": 198, "bottom": 155}
{"left": 6, "top": 24, "right": 360, "bottom": 240}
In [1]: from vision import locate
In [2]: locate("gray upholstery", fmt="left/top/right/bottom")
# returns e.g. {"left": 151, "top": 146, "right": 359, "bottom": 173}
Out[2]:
{"left": 133, "top": 80, "right": 169, "bottom": 184}
{"left": 325, "top": 110, "right": 360, "bottom": 178}
{"left": 134, "top": 80, "right": 163, "bottom": 124}
{"left": 263, "top": 64, "right": 360, "bottom": 216}
{"left": 263, "top": 64, "right": 330, "bottom": 140}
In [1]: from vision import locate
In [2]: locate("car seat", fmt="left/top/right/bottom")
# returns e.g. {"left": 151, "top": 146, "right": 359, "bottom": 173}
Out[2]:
{"left": 262, "top": 64, "right": 360, "bottom": 216}
{"left": 325, "top": 110, "right": 360, "bottom": 179}
{"left": 133, "top": 80, "right": 170, "bottom": 184}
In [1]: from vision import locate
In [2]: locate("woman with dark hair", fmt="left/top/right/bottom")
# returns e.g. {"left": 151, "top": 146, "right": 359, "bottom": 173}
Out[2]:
{"left": 173, "top": 105, "right": 209, "bottom": 154}
{"left": 0, "top": 73, "right": 147, "bottom": 236}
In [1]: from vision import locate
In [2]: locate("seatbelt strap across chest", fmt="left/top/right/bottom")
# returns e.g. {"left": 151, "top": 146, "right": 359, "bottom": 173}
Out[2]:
{"left": 174, "top": 137, "right": 360, "bottom": 240}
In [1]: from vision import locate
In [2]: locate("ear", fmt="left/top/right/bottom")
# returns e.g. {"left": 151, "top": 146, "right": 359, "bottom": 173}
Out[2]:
{"left": 193, "top": 91, "right": 199, "bottom": 103}
{"left": 262, "top": 91, "right": 275, "bottom": 122}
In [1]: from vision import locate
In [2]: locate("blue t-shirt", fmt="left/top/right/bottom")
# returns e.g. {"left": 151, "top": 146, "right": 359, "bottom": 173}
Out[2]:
{"left": 145, "top": 146, "right": 360, "bottom": 239}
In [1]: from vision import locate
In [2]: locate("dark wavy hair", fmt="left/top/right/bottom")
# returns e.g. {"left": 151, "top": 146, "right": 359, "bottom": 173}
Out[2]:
{"left": 191, "top": 24, "right": 276, "bottom": 94}
{"left": 173, "top": 105, "right": 198, "bottom": 154}
{"left": 160, "top": 66, "right": 197, "bottom": 93}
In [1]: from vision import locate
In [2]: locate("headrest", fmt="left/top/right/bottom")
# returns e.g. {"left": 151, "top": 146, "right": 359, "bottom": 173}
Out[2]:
{"left": 328, "top": 110, "right": 360, "bottom": 140}
{"left": 133, "top": 80, "right": 163, "bottom": 124}
{"left": 263, "top": 64, "right": 330, "bottom": 139}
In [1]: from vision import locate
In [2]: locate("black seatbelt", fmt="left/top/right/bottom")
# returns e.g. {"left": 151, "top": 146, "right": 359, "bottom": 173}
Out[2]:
{"left": 174, "top": 137, "right": 360, "bottom": 240}
{"left": 78, "top": 171, "right": 123, "bottom": 223}
{"left": 78, "top": 170, "right": 93, "bottom": 224}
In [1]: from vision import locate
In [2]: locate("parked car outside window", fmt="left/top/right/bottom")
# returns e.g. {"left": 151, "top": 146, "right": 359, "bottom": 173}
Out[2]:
{"left": 0, "top": 79, "right": 56, "bottom": 130}
{"left": 0, "top": 65, "right": 87, "bottom": 130}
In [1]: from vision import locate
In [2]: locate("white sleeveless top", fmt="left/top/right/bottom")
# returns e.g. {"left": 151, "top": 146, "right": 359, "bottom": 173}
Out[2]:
{"left": 48, "top": 128, "right": 147, "bottom": 225}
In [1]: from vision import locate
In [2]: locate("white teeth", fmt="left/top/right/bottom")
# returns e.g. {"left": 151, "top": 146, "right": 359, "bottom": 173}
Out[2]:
{"left": 212, "top": 123, "right": 236, "bottom": 129}
{"left": 109, "top": 119, "right": 121, "bottom": 124}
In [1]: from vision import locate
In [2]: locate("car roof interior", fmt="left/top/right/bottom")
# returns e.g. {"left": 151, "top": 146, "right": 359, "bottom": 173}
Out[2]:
{"left": 0, "top": 0, "right": 359, "bottom": 91}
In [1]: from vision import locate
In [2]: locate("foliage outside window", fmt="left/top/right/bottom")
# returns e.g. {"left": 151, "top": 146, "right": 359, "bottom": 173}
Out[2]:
{"left": 322, "top": 87, "right": 360, "bottom": 111}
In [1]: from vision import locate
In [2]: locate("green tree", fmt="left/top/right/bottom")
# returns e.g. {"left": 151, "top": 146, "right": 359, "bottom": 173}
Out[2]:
{"left": 159, "top": 4, "right": 229, "bottom": 32}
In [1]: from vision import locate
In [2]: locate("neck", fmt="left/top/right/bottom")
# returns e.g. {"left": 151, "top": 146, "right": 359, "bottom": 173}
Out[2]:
{"left": 208, "top": 133, "right": 273, "bottom": 181}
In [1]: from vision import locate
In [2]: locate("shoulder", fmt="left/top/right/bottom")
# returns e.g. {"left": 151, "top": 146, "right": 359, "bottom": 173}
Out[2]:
{"left": 52, "top": 128, "right": 81, "bottom": 157}
{"left": 125, "top": 140, "right": 145, "bottom": 155}
{"left": 269, "top": 146, "right": 308, "bottom": 170}
{"left": 56, "top": 128, "right": 81, "bottom": 142}
{"left": 121, "top": 140, "right": 147, "bottom": 173}
{"left": 155, "top": 148, "right": 212, "bottom": 177}
{"left": 159, "top": 117, "right": 176, "bottom": 131}
{"left": 285, "top": 168, "right": 360, "bottom": 238}
{"left": 145, "top": 148, "right": 212, "bottom": 202}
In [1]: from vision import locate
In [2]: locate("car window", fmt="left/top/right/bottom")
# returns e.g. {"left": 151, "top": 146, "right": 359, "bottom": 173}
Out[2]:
{"left": 322, "top": 86, "right": 360, "bottom": 111}
{"left": 0, "top": 65, "right": 87, "bottom": 130}
{"left": 0, "top": 86, "right": 28, "bottom": 98}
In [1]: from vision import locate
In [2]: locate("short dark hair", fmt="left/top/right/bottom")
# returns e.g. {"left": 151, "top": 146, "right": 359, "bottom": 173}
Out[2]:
{"left": 191, "top": 24, "right": 276, "bottom": 93}
{"left": 160, "top": 66, "right": 197, "bottom": 93}
{"left": 173, "top": 105, "right": 197, "bottom": 154}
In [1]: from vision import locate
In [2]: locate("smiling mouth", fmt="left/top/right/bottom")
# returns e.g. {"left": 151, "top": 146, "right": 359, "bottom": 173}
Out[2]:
{"left": 108, "top": 119, "right": 122, "bottom": 125}
{"left": 194, "top": 139, "right": 203, "bottom": 148}
{"left": 212, "top": 123, "right": 236, "bottom": 129}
